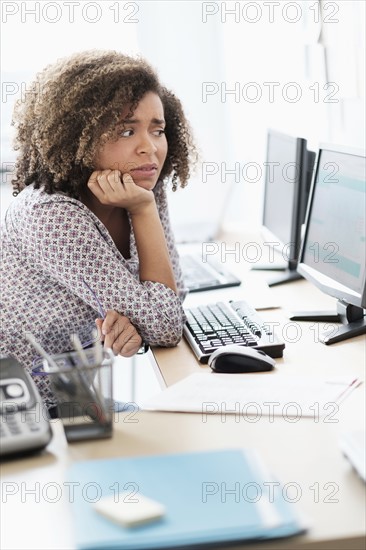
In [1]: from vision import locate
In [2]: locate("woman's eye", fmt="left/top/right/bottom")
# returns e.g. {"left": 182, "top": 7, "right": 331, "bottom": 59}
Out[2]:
{"left": 153, "top": 129, "right": 166, "bottom": 136}
{"left": 120, "top": 129, "right": 133, "bottom": 138}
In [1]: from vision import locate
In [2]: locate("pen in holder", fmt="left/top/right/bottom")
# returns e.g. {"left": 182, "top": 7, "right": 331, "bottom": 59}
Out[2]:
{"left": 33, "top": 347, "right": 114, "bottom": 442}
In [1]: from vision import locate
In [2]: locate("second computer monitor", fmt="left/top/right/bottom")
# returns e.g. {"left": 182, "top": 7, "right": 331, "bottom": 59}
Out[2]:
{"left": 255, "top": 130, "right": 315, "bottom": 286}
{"left": 292, "top": 143, "right": 366, "bottom": 344}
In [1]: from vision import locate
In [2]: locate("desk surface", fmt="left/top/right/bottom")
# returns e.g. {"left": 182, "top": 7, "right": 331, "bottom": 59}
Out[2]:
{"left": 1, "top": 262, "right": 365, "bottom": 550}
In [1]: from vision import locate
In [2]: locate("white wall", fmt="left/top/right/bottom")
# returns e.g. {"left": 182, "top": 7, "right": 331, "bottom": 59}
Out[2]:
{"left": 203, "top": 0, "right": 365, "bottom": 231}
{"left": 320, "top": 0, "right": 365, "bottom": 147}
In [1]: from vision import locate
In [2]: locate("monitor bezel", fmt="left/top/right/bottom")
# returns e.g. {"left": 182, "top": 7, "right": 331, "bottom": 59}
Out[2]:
{"left": 297, "top": 143, "right": 366, "bottom": 309}
{"left": 261, "top": 129, "right": 309, "bottom": 270}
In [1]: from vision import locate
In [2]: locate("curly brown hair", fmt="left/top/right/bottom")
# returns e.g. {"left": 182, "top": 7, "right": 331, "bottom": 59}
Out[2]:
{"left": 11, "top": 50, "right": 197, "bottom": 197}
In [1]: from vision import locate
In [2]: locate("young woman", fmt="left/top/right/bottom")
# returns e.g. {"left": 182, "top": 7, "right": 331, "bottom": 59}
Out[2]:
{"left": 0, "top": 50, "right": 196, "bottom": 408}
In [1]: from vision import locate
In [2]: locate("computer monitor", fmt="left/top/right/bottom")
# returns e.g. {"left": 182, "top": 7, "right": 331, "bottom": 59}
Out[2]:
{"left": 291, "top": 144, "right": 366, "bottom": 344}
{"left": 253, "top": 130, "right": 315, "bottom": 286}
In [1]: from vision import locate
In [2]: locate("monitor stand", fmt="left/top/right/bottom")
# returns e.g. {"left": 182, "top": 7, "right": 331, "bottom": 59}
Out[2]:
{"left": 251, "top": 263, "right": 287, "bottom": 271}
{"left": 290, "top": 300, "right": 366, "bottom": 344}
{"left": 266, "top": 269, "right": 303, "bottom": 287}
{"left": 252, "top": 262, "right": 303, "bottom": 287}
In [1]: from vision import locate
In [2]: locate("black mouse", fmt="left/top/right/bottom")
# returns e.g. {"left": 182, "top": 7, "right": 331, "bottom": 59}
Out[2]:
{"left": 208, "top": 344, "right": 275, "bottom": 373}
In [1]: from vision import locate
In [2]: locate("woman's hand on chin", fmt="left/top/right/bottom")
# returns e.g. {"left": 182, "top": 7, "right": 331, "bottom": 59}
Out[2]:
{"left": 87, "top": 170, "right": 154, "bottom": 214}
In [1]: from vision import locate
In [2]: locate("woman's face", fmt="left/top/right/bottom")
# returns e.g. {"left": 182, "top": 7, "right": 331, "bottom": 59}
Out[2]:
{"left": 94, "top": 92, "right": 168, "bottom": 191}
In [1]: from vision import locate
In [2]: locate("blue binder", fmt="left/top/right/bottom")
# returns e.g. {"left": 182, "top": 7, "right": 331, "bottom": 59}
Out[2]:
{"left": 67, "top": 448, "right": 306, "bottom": 549}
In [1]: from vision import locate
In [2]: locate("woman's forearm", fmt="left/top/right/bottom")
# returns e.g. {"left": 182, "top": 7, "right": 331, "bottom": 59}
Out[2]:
{"left": 130, "top": 202, "right": 177, "bottom": 293}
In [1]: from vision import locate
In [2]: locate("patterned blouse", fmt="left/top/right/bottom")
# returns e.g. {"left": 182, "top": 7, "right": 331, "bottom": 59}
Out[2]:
{"left": 0, "top": 181, "right": 187, "bottom": 407}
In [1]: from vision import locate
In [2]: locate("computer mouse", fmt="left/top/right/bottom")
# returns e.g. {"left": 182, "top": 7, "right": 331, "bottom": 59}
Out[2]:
{"left": 208, "top": 345, "right": 275, "bottom": 373}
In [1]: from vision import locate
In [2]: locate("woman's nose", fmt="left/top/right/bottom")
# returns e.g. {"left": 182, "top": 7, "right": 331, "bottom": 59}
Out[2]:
{"left": 137, "top": 133, "right": 157, "bottom": 154}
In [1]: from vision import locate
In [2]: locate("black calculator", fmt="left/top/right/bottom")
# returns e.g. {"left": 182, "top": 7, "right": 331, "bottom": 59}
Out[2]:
{"left": 0, "top": 356, "right": 53, "bottom": 457}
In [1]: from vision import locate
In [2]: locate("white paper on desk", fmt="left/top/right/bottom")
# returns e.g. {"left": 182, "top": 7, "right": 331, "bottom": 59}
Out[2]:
{"left": 141, "top": 373, "right": 361, "bottom": 417}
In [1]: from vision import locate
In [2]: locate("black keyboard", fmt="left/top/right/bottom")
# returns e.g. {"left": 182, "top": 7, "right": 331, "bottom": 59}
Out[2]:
{"left": 183, "top": 300, "right": 285, "bottom": 363}
{"left": 181, "top": 254, "right": 241, "bottom": 292}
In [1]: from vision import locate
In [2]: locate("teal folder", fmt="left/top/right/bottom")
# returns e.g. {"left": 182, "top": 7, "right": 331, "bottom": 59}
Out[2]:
{"left": 67, "top": 448, "right": 306, "bottom": 549}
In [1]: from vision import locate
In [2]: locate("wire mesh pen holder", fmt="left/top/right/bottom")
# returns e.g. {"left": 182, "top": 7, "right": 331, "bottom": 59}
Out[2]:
{"left": 33, "top": 348, "right": 114, "bottom": 442}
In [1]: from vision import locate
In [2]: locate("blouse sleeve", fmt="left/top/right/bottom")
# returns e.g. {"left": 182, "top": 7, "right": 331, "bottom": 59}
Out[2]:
{"left": 153, "top": 181, "right": 188, "bottom": 303}
{"left": 24, "top": 198, "right": 185, "bottom": 347}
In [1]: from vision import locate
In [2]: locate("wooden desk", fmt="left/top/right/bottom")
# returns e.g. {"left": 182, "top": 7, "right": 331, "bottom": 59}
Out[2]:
{"left": 1, "top": 276, "right": 365, "bottom": 550}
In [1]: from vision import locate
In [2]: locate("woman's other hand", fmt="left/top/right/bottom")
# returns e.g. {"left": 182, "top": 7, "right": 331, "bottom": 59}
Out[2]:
{"left": 95, "top": 310, "right": 143, "bottom": 357}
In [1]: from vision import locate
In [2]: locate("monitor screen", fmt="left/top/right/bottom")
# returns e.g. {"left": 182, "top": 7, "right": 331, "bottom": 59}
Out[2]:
{"left": 261, "top": 130, "right": 311, "bottom": 269}
{"left": 263, "top": 131, "right": 302, "bottom": 247}
{"left": 299, "top": 146, "right": 366, "bottom": 307}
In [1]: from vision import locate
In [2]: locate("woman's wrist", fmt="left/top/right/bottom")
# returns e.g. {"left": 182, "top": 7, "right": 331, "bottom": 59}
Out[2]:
{"left": 128, "top": 200, "right": 157, "bottom": 218}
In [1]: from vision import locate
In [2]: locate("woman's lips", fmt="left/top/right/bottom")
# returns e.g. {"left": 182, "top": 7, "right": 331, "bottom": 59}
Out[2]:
{"left": 130, "top": 165, "right": 158, "bottom": 178}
